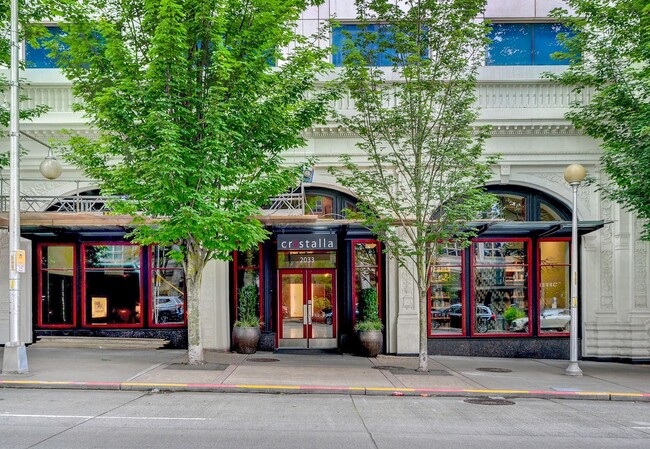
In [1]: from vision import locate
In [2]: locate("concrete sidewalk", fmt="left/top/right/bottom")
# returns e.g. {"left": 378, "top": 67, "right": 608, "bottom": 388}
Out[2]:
{"left": 1, "top": 346, "right": 649, "bottom": 401}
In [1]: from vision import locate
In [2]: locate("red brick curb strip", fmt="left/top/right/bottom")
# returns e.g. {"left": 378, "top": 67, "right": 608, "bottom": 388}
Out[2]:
{"left": 1, "top": 380, "right": 649, "bottom": 402}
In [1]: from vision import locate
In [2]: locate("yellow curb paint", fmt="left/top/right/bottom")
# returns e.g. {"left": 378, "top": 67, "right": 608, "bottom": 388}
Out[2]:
{"left": 235, "top": 385, "right": 301, "bottom": 390}
{"left": 609, "top": 393, "right": 645, "bottom": 397}
{"left": 463, "top": 389, "right": 532, "bottom": 394}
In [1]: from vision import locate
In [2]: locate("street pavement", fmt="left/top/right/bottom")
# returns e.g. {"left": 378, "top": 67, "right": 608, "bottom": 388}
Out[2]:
{"left": 1, "top": 346, "right": 649, "bottom": 401}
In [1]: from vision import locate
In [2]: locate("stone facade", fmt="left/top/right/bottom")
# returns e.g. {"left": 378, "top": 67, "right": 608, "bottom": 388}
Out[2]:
{"left": 1, "top": 0, "right": 649, "bottom": 360}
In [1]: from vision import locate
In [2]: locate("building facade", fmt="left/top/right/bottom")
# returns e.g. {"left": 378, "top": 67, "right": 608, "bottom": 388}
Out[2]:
{"left": 1, "top": 0, "right": 649, "bottom": 361}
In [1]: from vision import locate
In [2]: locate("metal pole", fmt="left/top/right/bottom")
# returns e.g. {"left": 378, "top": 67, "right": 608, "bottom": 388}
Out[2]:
{"left": 565, "top": 182, "right": 582, "bottom": 376}
{"left": 2, "top": 0, "right": 28, "bottom": 374}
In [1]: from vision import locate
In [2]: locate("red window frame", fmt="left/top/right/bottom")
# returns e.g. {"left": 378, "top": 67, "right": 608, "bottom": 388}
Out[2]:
{"left": 81, "top": 242, "right": 144, "bottom": 329}
{"left": 149, "top": 246, "right": 187, "bottom": 328}
{"left": 37, "top": 243, "right": 77, "bottom": 329}
{"left": 351, "top": 239, "right": 382, "bottom": 325}
{"left": 538, "top": 237, "right": 571, "bottom": 337}
{"left": 233, "top": 244, "right": 264, "bottom": 328}
{"left": 428, "top": 244, "right": 465, "bottom": 338}
{"left": 470, "top": 238, "right": 533, "bottom": 337}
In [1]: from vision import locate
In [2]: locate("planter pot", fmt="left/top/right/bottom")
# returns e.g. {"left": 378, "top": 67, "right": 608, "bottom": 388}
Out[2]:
{"left": 232, "top": 326, "right": 261, "bottom": 354}
{"left": 357, "top": 329, "right": 383, "bottom": 357}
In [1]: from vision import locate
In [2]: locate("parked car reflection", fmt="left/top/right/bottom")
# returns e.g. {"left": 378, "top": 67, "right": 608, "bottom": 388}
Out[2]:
{"left": 154, "top": 295, "right": 185, "bottom": 323}
{"left": 510, "top": 308, "right": 571, "bottom": 333}
{"left": 431, "top": 304, "right": 496, "bottom": 333}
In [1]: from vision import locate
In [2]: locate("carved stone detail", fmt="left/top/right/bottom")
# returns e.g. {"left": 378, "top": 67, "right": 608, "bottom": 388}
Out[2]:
{"left": 400, "top": 268, "right": 415, "bottom": 312}
{"left": 600, "top": 199, "right": 614, "bottom": 310}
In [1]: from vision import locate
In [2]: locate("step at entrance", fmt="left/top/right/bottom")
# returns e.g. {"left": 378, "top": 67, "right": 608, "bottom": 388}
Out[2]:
{"left": 32, "top": 336, "right": 169, "bottom": 350}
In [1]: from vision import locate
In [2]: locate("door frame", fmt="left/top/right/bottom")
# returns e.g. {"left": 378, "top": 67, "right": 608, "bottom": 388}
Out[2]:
{"left": 277, "top": 268, "right": 337, "bottom": 348}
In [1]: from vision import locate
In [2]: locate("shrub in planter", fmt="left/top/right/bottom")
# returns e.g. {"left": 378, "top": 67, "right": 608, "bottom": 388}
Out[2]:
{"left": 232, "top": 284, "right": 260, "bottom": 354}
{"left": 356, "top": 288, "right": 383, "bottom": 357}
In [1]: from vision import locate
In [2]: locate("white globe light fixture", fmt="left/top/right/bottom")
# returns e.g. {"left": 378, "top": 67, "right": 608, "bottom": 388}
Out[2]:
{"left": 563, "top": 163, "right": 586, "bottom": 376}
{"left": 39, "top": 148, "right": 63, "bottom": 180}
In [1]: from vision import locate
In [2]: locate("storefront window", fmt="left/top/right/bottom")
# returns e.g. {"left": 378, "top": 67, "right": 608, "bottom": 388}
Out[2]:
{"left": 235, "top": 247, "right": 262, "bottom": 325}
{"left": 539, "top": 240, "right": 571, "bottom": 334}
{"left": 151, "top": 246, "right": 186, "bottom": 326}
{"left": 353, "top": 241, "right": 380, "bottom": 323}
{"left": 83, "top": 244, "right": 142, "bottom": 327}
{"left": 39, "top": 244, "right": 75, "bottom": 327}
{"left": 472, "top": 240, "right": 530, "bottom": 335}
{"left": 430, "top": 243, "right": 463, "bottom": 335}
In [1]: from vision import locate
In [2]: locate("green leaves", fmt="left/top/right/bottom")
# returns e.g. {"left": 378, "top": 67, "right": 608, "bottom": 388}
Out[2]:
{"left": 53, "top": 0, "right": 334, "bottom": 262}
{"left": 549, "top": 0, "right": 650, "bottom": 239}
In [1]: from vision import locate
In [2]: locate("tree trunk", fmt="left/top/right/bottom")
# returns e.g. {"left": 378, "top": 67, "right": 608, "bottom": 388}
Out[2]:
{"left": 185, "top": 248, "right": 205, "bottom": 365}
{"left": 417, "top": 254, "right": 429, "bottom": 372}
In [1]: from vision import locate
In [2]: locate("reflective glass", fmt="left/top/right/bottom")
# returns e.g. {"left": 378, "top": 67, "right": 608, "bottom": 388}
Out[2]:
{"left": 40, "top": 245, "right": 75, "bottom": 326}
{"left": 473, "top": 241, "right": 529, "bottom": 334}
{"left": 539, "top": 241, "right": 571, "bottom": 334}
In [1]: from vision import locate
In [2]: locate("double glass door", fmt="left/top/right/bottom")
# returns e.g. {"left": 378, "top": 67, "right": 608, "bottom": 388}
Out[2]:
{"left": 279, "top": 269, "right": 336, "bottom": 348}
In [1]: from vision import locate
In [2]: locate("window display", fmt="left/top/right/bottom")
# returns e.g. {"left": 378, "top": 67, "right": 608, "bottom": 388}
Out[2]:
{"left": 39, "top": 245, "right": 75, "bottom": 327}
{"left": 83, "top": 244, "right": 142, "bottom": 327}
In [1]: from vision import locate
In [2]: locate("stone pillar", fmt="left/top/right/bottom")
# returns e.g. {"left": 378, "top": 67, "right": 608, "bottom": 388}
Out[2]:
{"left": 0, "top": 231, "right": 32, "bottom": 344}
{"left": 199, "top": 259, "right": 230, "bottom": 351}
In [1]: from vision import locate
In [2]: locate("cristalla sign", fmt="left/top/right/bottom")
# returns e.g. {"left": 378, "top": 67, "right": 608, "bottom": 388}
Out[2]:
{"left": 277, "top": 234, "right": 337, "bottom": 250}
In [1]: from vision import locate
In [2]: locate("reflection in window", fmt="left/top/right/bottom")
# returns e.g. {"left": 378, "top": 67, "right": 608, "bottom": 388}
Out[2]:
{"left": 305, "top": 194, "right": 334, "bottom": 218}
{"left": 539, "top": 241, "right": 571, "bottom": 334}
{"left": 25, "top": 26, "right": 67, "bottom": 68}
{"left": 430, "top": 243, "right": 463, "bottom": 335}
{"left": 39, "top": 245, "right": 75, "bottom": 327}
{"left": 151, "top": 246, "right": 185, "bottom": 325}
{"left": 487, "top": 23, "right": 572, "bottom": 66}
{"left": 540, "top": 202, "right": 563, "bottom": 221}
{"left": 353, "top": 241, "right": 380, "bottom": 323}
{"left": 473, "top": 241, "right": 529, "bottom": 335}
{"left": 332, "top": 24, "right": 397, "bottom": 67}
{"left": 485, "top": 194, "right": 526, "bottom": 221}
{"left": 83, "top": 244, "right": 142, "bottom": 326}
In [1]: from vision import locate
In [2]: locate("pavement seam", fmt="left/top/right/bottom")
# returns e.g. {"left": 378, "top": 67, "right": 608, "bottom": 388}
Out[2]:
{"left": 125, "top": 362, "right": 166, "bottom": 382}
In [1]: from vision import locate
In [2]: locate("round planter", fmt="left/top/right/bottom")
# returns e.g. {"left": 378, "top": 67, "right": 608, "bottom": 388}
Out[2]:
{"left": 357, "top": 329, "right": 383, "bottom": 357}
{"left": 232, "top": 326, "right": 261, "bottom": 354}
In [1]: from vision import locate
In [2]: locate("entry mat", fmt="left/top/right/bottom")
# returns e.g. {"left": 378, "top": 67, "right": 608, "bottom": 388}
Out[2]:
{"left": 164, "top": 363, "right": 229, "bottom": 371}
{"left": 373, "top": 366, "right": 451, "bottom": 376}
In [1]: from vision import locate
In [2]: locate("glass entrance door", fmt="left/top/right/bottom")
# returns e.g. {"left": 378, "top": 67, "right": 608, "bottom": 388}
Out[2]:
{"left": 279, "top": 269, "right": 336, "bottom": 348}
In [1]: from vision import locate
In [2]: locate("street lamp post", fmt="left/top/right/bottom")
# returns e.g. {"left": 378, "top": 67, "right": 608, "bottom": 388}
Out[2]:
{"left": 2, "top": 0, "right": 28, "bottom": 374}
{"left": 564, "top": 164, "right": 586, "bottom": 377}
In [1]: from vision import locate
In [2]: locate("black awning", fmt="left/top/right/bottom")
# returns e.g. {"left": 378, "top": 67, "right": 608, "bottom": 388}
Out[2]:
{"left": 465, "top": 220, "right": 606, "bottom": 238}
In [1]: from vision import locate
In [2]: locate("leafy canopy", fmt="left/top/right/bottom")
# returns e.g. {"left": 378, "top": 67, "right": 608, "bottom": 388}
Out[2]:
{"left": 49, "top": 0, "right": 335, "bottom": 260}
{"left": 548, "top": 0, "right": 650, "bottom": 238}
{"left": 331, "top": 0, "right": 496, "bottom": 370}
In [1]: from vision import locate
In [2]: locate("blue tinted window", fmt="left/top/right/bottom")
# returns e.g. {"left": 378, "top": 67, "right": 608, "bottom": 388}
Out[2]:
{"left": 533, "top": 23, "right": 572, "bottom": 65}
{"left": 332, "top": 24, "right": 396, "bottom": 67}
{"left": 487, "top": 23, "right": 532, "bottom": 65}
{"left": 25, "top": 26, "right": 66, "bottom": 68}
{"left": 487, "top": 23, "right": 571, "bottom": 66}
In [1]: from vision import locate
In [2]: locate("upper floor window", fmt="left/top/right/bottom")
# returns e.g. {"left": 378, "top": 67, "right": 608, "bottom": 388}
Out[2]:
{"left": 25, "top": 25, "right": 66, "bottom": 69}
{"left": 486, "top": 23, "right": 572, "bottom": 66}
{"left": 332, "top": 24, "right": 396, "bottom": 67}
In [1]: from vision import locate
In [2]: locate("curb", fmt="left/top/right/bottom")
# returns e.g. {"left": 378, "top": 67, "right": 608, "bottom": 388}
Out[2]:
{"left": 2, "top": 380, "right": 650, "bottom": 402}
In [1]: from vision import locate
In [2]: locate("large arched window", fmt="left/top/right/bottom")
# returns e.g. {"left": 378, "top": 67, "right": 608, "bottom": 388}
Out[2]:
{"left": 429, "top": 185, "right": 574, "bottom": 339}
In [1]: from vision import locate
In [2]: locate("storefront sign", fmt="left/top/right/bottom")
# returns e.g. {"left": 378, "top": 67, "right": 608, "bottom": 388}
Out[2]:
{"left": 277, "top": 234, "right": 337, "bottom": 250}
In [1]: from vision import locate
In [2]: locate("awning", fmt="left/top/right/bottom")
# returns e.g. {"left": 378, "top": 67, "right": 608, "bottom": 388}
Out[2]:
{"left": 465, "top": 220, "right": 606, "bottom": 238}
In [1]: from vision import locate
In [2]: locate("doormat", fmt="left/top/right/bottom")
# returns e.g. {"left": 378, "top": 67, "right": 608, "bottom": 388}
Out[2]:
{"left": 164, "top": 363, "right": 229, "bottom": 371}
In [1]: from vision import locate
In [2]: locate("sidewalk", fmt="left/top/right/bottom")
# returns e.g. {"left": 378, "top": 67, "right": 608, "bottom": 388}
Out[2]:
{"left": 1, "top": 346, "right": 649, "bottom": 401}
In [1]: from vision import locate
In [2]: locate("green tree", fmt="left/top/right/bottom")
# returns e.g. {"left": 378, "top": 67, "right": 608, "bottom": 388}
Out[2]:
{"left": 330, "top": 0, "right": 496, "bottom": 371}
{"left": 548, "top": 0, "right": 650, "bottom": 238}
{"left": 1, "top": 1, "right": 54, "bottom": 167}
{"left": 50, "top": 0, "right": 335, "bottom": 364}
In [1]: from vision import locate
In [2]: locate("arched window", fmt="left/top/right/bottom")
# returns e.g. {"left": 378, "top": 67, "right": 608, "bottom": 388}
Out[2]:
{"left": 430, "top": 185, "right": 574, "bottom": 339}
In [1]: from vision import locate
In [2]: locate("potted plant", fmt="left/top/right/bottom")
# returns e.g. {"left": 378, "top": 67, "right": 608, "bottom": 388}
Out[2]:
{"left": 232, "top": 284, "right": 260, "bottom": 354}
{"left": 503, "top": 305, "right": 526, "bottom": 331}
{"left": 356, "top": 287, "right": 383, "bottom": 357}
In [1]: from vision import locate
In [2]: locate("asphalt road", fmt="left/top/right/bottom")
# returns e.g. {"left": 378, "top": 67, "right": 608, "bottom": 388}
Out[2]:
{"left": 0, "top": 389, "right": 649, "bottom": 449}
